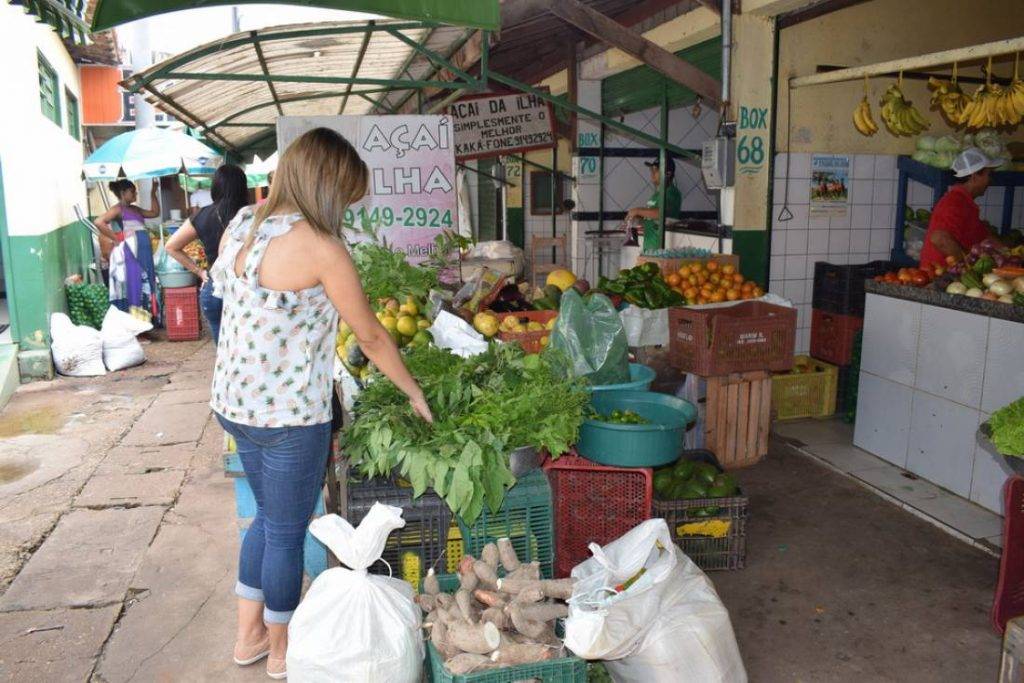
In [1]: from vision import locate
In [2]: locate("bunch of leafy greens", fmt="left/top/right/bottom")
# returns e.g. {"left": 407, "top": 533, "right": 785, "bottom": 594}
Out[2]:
{"left": 342, "top": 344, "right": 588, "bottom": 523}
{"left": 989, "top": 396, "right": 1024, "bottom": 457}
{"left": 351, "top": 242, "right": 439, "bottom": 304}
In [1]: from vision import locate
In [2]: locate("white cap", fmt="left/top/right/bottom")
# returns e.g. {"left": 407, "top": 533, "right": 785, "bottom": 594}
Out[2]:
{"left": 952, "top": 147, "right": 1000, "bottom": 178}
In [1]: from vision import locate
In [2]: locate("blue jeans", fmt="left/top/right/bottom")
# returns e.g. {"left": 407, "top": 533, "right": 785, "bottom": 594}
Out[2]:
{"left": 199, "top": 280, "right": 223, "bottom": 343}
{"left": 217, "top": 414, "right": 330, "bottom": 624}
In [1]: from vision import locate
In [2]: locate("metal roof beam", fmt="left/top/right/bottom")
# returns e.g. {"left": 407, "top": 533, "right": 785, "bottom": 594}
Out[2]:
{"left": 210, "top": 88, "right": 394, "bottom": 130}
{"left": 140, "top": 84, "right": 237, "bottom": 152}
{"left": 379, "top": 25, "right": 436, "bottom": 112}
{"left": 251, "top": 31, "right": 284, "bottom": 116}
{"left": 389, "top": 28, "right": 476, "bottom": 113}
{"left": 545, "top": 0, "right": 722, "bottom": 105}
{"left": 125, "top": 22, "right": 437, "bottom": 93}
{"left": 358, "top": 92, "right": 395, "bottom": 113}
{"left": 161, "top": 72, "right": 475, "bottom": 89}
{"left": 384, "top": 27, "right": 479, "bottom": 87}
{"left": 338, "top": 19, "right": 375, "bottom": 114}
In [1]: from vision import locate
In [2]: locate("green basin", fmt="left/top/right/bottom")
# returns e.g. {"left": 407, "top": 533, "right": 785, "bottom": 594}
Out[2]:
{"left": 578, "top": 390, "right": 697, "bottom": 467}
{"left": 588, "top": 363, "right": 656, "bottom": 393}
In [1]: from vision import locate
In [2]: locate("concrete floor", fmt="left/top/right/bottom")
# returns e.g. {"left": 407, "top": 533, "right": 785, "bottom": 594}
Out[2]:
{"left": 0, "top": 338, "right": 1005, "bottom": 681}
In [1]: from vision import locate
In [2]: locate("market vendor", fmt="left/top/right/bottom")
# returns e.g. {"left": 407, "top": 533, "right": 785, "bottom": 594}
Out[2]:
{"left": 94, "top": 179, "right": 161, "bottom": 314}
{"left": 626, "top": 156, "right": 682, "bottom": 253}
{"left": 920, "top": 147, "right": 1002, "bottom": 269}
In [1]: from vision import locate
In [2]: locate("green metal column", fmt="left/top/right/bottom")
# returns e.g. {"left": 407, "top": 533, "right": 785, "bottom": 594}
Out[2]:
{"left": 657, "top": 84, "right": 668, "bottom": 250}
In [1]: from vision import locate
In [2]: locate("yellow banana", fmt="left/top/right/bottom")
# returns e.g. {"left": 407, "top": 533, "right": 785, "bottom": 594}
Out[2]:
{"left": 853, "top": 105, "right": 871, "bottom": 136}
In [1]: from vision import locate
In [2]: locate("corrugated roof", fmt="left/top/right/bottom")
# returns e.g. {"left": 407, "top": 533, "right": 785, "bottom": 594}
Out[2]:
{"left": 125, "top": 19, "right": 470, "bottom": 151}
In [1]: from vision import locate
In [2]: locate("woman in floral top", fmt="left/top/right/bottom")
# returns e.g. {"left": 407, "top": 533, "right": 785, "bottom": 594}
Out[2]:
{"left": 210, "top": 128, "right": 432, "bottom": 679}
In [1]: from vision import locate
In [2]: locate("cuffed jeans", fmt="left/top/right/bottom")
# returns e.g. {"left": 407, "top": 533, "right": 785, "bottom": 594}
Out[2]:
{"left": 216, "top": 414, "right": 330, "bottom": 624}
{"left": 199, "top": 280, "right": 223, "bottom": 343}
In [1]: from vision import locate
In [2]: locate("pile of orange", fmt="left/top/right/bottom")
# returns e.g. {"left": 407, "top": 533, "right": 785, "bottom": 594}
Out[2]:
{"left": 664, "top": 260, "right": 764, "bottom": 305}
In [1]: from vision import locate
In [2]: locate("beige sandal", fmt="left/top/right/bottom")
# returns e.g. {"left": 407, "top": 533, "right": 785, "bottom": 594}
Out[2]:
{"left": 267, "top": 657, "right": 287, "bottom": 679}
{"left": 233, "top": 636, "right": 271, "bottom": 666}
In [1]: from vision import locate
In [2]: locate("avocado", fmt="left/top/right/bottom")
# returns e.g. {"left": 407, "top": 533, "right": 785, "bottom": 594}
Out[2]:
{"left": 672, "top": 460, "right": 696, "bottom": 481}
{"left": 679, "top": 480, "right": 708, "bottom": 500}
{"left": 707, "top": 483, "right": 734, "bottom": 498}
{"left": 692, "top": 462, "right": 718, "bottom": 486}
{"left": 653, "top": 470, "right": 674, "bottom": 497}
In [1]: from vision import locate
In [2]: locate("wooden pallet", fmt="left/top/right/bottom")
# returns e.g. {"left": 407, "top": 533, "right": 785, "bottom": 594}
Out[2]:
{"left": 705, "top": 370, "right": 771, "bottom": 470}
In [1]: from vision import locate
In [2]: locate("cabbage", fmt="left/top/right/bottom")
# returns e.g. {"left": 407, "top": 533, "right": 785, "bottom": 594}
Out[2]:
{"left": 912, "top": 150, "right": 938, "bottom": 165}
{"left": 934, "top": 135, "right": 962, "bottom": 154}
{"left": 962, "top": 133, "right": 974, "bottom": 147}
{"left": 933, "top": 151, "right": 956, "bottom": 169}
{"left": 916, "top": 135, "right": 937, "bottom": 152}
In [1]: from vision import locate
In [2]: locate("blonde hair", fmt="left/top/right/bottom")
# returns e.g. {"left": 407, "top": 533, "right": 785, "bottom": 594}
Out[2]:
{"left": 249, "top": 127, "right": 368, "bottom": 245}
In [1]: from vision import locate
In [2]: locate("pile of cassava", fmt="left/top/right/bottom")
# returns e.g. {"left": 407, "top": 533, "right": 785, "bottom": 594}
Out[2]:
{"left": 418, "top": 537, "right": 576, "bottom": 675}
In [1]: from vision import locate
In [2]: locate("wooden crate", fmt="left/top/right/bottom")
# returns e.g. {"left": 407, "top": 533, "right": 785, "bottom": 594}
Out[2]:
{"left": 705, "top": 370, "right": 771, "bottom": 470}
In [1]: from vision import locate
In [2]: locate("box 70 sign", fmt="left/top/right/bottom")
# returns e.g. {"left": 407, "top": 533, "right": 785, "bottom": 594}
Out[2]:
{"left": 737, "top": 106, "right": 768, "bottom": 175}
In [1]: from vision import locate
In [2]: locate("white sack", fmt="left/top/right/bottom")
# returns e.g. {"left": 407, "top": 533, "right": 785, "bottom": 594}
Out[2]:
{"left": 565, "top": 519, "right": 746, "bottom": 683}
{"left": 287, "top": 504, "right": 423, "bottom": 683}
{"left": 619, "top": 306, "right": 669, "bottom": 347}
{"left": 50, "top": 313, "right": 106, "bottom": 377}
{"left": 101, "top": 307, "right": 151, "bottom": 371}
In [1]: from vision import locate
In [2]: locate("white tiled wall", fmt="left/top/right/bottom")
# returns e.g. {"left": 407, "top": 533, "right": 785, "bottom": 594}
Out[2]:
{"left": 854, "top": 293, "right": 1024, "bottom": 514}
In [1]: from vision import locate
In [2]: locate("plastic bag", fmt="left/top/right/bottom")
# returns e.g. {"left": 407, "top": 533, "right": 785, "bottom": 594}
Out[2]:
{"left": 287, "top": 504, "right": 423, "bottom": 683}
{"left": 565, "top": 519, "right": 746, "bottom": 683}
{"left": 429, "top": 310, "right": 488, "bottom": 358}
{"left": 550, "top": 290, "right": 630, "bottom": 385}
{"left": 100, "top": 307, "right": 152, "bottom": 371}
{"left": 619, "top": 305, "right": 669, "bottom": 347}
{"left": 50, "top": 313, "right": 106, "bottom": 377}
{"left": 65, "top": 282, "right": 110, "bottom": 329}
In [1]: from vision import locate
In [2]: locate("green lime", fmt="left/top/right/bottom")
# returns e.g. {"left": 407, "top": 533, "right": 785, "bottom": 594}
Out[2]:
{"left": 706, "top": 484, "right": 733, "bottom": 498}
{"left": 679, "top": 480, "right": 707, "bottom": 500}
{"left": 653, "top": 470, "right": 674, "bottom": 497}
{"left": 693, "top": 462, "right": 718, "bottom": 485}
{"left": 672, "top": 460, "right": 696, "bottom": 481}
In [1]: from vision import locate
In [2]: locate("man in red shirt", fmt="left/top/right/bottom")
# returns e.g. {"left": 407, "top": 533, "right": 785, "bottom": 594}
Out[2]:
{"left": 919, "top": 147, "right": 1001, "bottom": 269}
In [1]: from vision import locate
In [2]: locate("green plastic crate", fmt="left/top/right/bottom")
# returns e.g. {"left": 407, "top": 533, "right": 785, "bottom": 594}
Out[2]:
{"left": 456, "top": 469, "right": 554, "bottom": 579}
{"left": 426, "top": 641, "right": 586, "bottom": 683}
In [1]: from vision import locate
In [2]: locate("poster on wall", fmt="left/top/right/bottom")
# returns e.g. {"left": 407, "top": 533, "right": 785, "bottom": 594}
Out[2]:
{"left": 809, "top": 154, "right": 850, "bottom": 217}
{"left": 277, "top": 116, "right": 456, "bottom": 263}
{"left": 449, "top": 93, "right": 555, "bottom": 161}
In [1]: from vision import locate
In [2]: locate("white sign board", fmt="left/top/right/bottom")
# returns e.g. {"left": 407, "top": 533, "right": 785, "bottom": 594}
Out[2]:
{"left": 449, "top": 93, "right": 555, "bottom": 161}
{"left": 277, "top": 115, "right": 456, "bottom": 262}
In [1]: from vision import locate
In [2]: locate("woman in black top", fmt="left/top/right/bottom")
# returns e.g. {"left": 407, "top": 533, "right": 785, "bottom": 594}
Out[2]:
{"left": 165, "top": 164, "right": 248, "bottom": 342}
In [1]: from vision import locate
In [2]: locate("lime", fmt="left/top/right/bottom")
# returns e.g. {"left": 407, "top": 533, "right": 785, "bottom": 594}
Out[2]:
{"left": 380, "top": 316, "right": 398, "bottom": 333}
{"left": 417, "top": 318, "right": 431, "bottom": 330}
{"left": 707, "top": 484, "right": 733, "bottom": 498}
{"left": 412, "top": 330, "right": 432, "bottom": 346}
{"left": 396, "top": 315, "right": 418, "bottom": 337}
{"left": 653, "top": 470, "right": 674, "bottom": 497}
{"left": 693, "top": 463, "right": 718, "bottom": 485}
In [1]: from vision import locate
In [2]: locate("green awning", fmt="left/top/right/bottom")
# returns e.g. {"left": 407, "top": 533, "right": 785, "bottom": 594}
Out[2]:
{"left": 12, "top": 0, "right": 90, "bottom": 44}
{"left": 90, "top": 0, "right": 498, "bottom": 31}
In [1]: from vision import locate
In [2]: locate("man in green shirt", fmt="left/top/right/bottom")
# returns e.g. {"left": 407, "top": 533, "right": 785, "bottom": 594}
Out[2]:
{"left": 627, "top": 157, "right": 682, "bottom": 253}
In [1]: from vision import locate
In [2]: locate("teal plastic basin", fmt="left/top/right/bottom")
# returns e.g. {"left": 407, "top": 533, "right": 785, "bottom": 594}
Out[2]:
{"left": 577, "top": 390, "right": 697, "bottom": 467}
{"left": 589, "top": 363, "right": 656, "bottom": 393}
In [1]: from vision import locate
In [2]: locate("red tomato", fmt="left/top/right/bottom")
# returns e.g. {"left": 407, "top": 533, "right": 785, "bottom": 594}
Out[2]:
{"left": 911, "top": 273, "right": 928, "bottom": 287}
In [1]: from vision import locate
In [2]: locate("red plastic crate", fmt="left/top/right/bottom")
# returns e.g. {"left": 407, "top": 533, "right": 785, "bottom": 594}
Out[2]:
{"left": 543, "top": 452, "right": 652, "bottom": 578}
{"left": 495, "top": 310, "right": 557, "bottom": 354}
{"left": 668, "top": 301, "right": 796, "bottom": 377}
{"left": 809, "top": 308, "right": 862, "bottom": 366}
{"left": 993, "top": 476, "right": 1024, "bottom": 633}
{"left": 164, "top": 286, "right": 201, "bottom": 341}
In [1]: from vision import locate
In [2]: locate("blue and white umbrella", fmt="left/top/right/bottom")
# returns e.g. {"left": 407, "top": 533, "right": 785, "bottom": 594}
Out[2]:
{"left": 83, "top": 128, "right": 222, "bottom": 181}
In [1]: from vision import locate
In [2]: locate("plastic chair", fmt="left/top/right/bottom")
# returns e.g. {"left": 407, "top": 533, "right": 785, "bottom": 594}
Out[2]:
{"left": 993, "top": 476, "right": 1024, "bottom": 633}
{"left": 73, "top": 205, "right": 108, "bottom": 285}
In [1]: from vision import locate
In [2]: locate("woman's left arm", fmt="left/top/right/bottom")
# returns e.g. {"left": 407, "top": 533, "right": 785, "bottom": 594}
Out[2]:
{"left": 139, "top": 184, "right": 161, "bottom": 218}
{"left": 165, "top": 220, "right": 205, "bottom": 281}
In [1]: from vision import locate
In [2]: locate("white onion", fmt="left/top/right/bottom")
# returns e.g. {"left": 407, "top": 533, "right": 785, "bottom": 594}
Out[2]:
{"left": 965, "top": 287, "right": 983, "bottom": 298}
{"left": 989, "top": 280, "right": 1014, "bottom": 296}
{"left": 982, "top": 273, "right": 1003, "bottom": 287}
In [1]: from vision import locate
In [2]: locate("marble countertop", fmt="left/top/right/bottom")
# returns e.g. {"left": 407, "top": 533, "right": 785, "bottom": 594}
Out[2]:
{"left": 865, "top": 280, "right": 1024, "bottom": 324}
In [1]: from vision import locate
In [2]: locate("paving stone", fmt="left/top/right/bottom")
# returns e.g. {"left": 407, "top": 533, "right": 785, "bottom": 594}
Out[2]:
{"left": 74, "top": 471, "right": 185, "bottom": 508}
{"left": 120, "top": 402, "right": 212, "bottom": 447}
{"left": 0, "top": 507, "right": 165, "bottom": 612}
{"left": 152, "top": 385, "right": 211, "bottom": 407}
{"left": 165, "top": 370, "right": 214, "bottom": 391}
{"left": 0, "top": 605, "right": 120, "bottom": 681}
{"left": 95, "top": 445, "right": 195, "bottom": 475}
{"left": 0, "top": 434, "right": 88, "bottom": 498}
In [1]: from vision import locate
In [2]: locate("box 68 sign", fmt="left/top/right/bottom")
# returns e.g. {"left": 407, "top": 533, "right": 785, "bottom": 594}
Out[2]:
{"left": 450, "top": 93, "right": 555, "bottom": 161}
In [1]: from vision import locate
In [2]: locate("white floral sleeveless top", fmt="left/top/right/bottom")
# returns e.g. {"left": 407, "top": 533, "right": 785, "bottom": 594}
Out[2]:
{"left": 210, "top": 208, "right": 337, "bottom": 427}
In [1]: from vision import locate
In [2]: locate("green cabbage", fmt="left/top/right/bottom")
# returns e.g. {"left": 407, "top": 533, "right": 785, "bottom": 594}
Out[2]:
{"left": 989, "top": 397, "right": 1024, "bottom": 457}
{"left": 934, "top": 135, "right": 962, "bottom": 154}
{"left": 916, "top": 135, "right": 937, "bottom": 152}
{"left": 913, "top": 150, "right": 937, "bottom": 165}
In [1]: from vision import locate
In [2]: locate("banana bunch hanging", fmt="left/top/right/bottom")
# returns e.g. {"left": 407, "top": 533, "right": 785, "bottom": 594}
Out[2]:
{"left": 880, "top": 74, "right": 929, "bottom": 136}
{"left": 959, "top": 55, "right": 1024, "bottom": 129}
{"left": 853, "top": 76, "right": 879, "bottom": 136}
{"left": 927, "top": 62, "right": 969, "bottom": 125}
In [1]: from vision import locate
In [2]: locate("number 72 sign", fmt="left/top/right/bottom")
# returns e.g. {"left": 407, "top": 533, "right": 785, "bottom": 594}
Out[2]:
{"left": 736, "top": 105, "right": 768, "bottom": 176}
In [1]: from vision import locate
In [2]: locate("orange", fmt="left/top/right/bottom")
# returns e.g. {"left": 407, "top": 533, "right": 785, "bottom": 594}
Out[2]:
{"left": 709, "top": 273, "right": 721, "bottom": 285}
{"left": 741, "top": 282, "right": 754, "bottom": 293}
{"left": 721, "top": 264, "right": 736, "bottom": 276}
{"left": 752, "top": 286, "right": 764, "bottom": 297}
{"left": 726, "top": 289, "right": 740, "bottom": 301}
{"left": 711, "top": 290, "right": 726, "bottom": 303}
{"left": 687, "top": 274, "right": 698, "bottom": 286}
{"left": 733, "top": 273, "right": 744, "bottom": 284}
{"left": 678, "top": 265, "right": 691, "bottom": 277}
{"left": 695, "top": 273, "right": 708, "bottom": 286}
{"left": 666, "top": 273, "right": 681, "bottom": 287}
{"left": 706, "top": 260, "right": 719, "bottom": 272}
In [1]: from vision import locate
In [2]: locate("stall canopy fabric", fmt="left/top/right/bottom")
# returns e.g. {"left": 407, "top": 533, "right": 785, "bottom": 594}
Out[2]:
{"left": 122, "top": 20, "right": 476, "bottom": 152}
{"left": 90, "top": 0, "right": 498, "bottom": 31}
{"left": 84, "top": 128, "right": 222, "bottom": 180}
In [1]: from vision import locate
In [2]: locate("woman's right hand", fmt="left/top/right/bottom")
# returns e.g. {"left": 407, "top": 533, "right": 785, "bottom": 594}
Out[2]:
{"left": 409, "top": 389, "right": 434, "bottom": 423}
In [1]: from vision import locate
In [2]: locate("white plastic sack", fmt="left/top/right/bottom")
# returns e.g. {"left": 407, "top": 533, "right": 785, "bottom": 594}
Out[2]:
{"left": 50, "top": 313, "right": 106, "bottom": 377}
{"left": 619, "top": 305, "right": 669, "bottom": 347}
{"left": 565, "top": 519, "right": 746, "bottom": 683}
{"left": 429, "top": 310, "right": 488, "bottom": 358}
{"left": 287, "top": 504, "right": 423, "bottom": 683}
{"left": 100, "top": 307, "right": 152, "bottom": 371}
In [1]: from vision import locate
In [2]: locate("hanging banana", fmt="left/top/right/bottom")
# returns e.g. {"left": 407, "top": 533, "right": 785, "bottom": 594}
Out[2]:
{"left": 879, "top": 77, "right": 930, "bottom": 136}
{"left": 959, "top": 54, "right": 1024, "bottom": 129}
{"left": 853, "top": 76, "right": 879, "bottom": 136}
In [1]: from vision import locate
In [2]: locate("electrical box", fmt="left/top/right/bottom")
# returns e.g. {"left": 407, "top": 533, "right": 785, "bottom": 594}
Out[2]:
{"left": 701, "top": 137, "right": 735, "bottom": 189}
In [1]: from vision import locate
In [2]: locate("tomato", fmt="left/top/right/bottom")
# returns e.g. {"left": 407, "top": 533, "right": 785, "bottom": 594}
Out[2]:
{"left": 911, "top": 273, "right": 928, "bottom": 287}
{"left": 897, "top": 270, "right": 913, "bottom": 284}
{"left": 874, "top": 275, "right": 885, "bottom": 282}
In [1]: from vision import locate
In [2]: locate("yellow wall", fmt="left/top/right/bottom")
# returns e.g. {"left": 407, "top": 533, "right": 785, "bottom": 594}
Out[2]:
{"left": 777, "top": 0, "right": 1024, "bottom": 154}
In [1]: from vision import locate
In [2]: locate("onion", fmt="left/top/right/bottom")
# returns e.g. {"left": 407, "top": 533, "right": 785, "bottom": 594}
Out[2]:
{"left": 965, "top": 287, "right": 983, "bottom": 298}
{"left": 946, "top": 282, "right": 967, "bottom": 295}
{"left": 999, "top": 295, "right": 1014, "bottom": 304}
{"left": 983, "top": 273, "right": 1003, "bottom": 287}
{"left": 1014, "top": 277, "right": 1024, "bottom": 294}
{"left": 990, "top": 280, "right": 1013, "bottom": 296}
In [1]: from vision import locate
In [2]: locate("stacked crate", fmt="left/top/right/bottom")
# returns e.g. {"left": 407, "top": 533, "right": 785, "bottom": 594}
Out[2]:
{"left": 809, "top": 262, "right": 889, "bottom": 421}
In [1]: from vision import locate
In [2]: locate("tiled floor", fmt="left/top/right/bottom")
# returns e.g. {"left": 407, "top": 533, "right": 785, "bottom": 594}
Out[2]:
{"left": 774, "top": 417, "right": 1005, "bottom": 555}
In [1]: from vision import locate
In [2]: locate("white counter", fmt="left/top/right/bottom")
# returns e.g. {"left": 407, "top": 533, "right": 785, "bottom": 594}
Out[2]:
{"left": 854, "top": 291, "right": 1024, "bottom": 515}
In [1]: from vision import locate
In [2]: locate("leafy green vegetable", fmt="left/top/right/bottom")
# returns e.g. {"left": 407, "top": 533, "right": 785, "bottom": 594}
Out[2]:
{"left": 342, "top": 344, "right": 588, "bottom": 522}
{"left": 989, "top": 396, "right": 1024, "bottom": 457}
{"left": 351, "top": 242, "right": 439, "bottom": 304}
